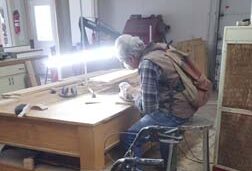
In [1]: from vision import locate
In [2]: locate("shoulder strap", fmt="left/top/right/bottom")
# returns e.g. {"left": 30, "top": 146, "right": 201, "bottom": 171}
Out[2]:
{"left": 165, "top": 49, "right": 201, "bottom": 81}
{"left": 166, "top": 51, "right": 198, "bottom": 105}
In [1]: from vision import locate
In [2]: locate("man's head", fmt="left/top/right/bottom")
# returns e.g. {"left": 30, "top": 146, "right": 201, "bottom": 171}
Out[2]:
{"left": 115, "top": 34, "right": 145, "bottom": 69}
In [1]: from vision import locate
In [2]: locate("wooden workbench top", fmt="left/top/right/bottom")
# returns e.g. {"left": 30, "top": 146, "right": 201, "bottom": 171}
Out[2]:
{"left": 0, "top": 69, "right": 138, "bottom": 126}
{"left": 0, "top": 92, "right": 132, "bottom": 126}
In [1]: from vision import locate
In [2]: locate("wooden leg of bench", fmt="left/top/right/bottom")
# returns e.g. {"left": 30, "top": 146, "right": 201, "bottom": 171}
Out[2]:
{"left": 78, "top": 126, "right": 105, "bottom": 171}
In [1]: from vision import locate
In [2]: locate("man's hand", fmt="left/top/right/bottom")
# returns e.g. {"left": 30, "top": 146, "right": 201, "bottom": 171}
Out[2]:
{"left": 118, "top": 82, "right": 139, "bottom": 102}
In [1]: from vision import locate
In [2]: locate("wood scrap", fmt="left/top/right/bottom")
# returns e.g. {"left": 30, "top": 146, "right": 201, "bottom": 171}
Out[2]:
{"left": 0, "top": 144, "right": 4, "bottom": 152}
{"left": 23, "top": 157, "right": 35, "bottom": 170}
{"left": 176, "top": 38, "right": 208, "bottom": 76}
{"left": 25, "top": 61, "right": 39, "bottom": 87}
{"left": 85, "top": 101, "right": 101, "bottom": 104}
{"left": 90, "top": 69, "right": 137, "bottom": 83}
{"left": 2, "top": 75, "right": 87, "bottom": 98}
{"left": 0, "top": 55, "right": 47, "bottom": 67}
{"left": 2, "top": 69, "right": 137, "bottom": 99}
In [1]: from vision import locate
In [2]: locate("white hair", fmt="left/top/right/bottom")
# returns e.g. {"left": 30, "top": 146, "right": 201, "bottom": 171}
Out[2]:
{"left": 115, "top": 34, "right": 145, "bottom": 63}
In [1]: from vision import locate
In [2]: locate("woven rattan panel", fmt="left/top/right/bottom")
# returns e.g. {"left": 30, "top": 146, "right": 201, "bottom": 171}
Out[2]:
{"left": 218, "top": 112, "right": 252, "bottom": 171}
{"left": 222, "top": 44, "right": 252, "bottom": 110}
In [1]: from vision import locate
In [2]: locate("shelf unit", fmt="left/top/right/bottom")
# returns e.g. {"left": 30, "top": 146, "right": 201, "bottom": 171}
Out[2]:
{"left": 215, "top": 26, "right": 252, "bottom": 171}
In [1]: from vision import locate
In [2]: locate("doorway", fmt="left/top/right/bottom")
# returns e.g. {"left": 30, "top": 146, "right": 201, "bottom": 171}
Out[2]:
{"left": 28, "top": 0, "right": 59, "bottom": 55}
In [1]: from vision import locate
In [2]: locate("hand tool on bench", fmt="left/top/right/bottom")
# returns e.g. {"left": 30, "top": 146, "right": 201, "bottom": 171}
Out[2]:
{"left": 115, "top": 101, "right": 133, "bottom": 105}
{"left": 59, "top": 85, "right": 78, "bottom": 98}
{"left": 15, "top": 104, "right": 48, "bottom": 117}
{"left": 88, "top": 87, "right": 96, "bottom": 98}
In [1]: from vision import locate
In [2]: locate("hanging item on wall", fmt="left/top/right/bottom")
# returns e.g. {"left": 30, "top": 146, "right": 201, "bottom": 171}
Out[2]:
{"left": 123, "top": 15, "right": 170, "bottom": 44}
{"left": 0, "top": 8, "right": 8, "bottom": 45}
{"left": 13, "top": 10, "right": 20, "bottom": 34}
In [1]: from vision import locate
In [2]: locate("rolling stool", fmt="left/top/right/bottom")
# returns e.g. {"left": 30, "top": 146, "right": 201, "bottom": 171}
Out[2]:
{"left": 179, "top": 115, "right": 213, "bottom": 171}
{"left": 111, "top": 126, "right": 183, "bottom": 171}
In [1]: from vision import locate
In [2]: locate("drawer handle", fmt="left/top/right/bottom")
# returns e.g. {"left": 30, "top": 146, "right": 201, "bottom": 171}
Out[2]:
{"left": 8, "top": 78, "right": 11, "bottom": 85}
{"left": 11, "top": 78, "right": 14, "bottom": 85}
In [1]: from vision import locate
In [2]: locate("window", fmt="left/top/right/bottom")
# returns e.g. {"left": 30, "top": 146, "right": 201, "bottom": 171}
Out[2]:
{"left": 34, "top": 5, "right": 53, "bottom": 41}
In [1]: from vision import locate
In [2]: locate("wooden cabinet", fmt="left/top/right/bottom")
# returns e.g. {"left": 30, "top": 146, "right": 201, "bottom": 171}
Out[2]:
{"left": 215, "top": 26, "right": 252, "bottom": 171}
{"left": 0, "top": 64, "right": 26, "bottom": 95}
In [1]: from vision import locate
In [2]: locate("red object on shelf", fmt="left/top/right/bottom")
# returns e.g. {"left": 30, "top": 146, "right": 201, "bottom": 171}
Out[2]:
{"left": 123, "top": 15, "right": 169, "bottom": 44}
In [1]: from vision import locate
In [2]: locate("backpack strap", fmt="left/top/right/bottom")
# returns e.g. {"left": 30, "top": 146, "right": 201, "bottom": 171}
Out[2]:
{"left": 165, "top": 48, "right": 202, "bottom": 81}
{"left": 166, "top": 48, "right": 211, "bottom": 92}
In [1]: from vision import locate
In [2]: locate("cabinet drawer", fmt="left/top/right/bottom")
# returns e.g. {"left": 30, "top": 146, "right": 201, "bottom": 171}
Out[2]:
{"left": 0, "top": 74, "right": 26, "bottom": 95}
{"left": 0, "top": 64, "right": 26, "bottom": 77}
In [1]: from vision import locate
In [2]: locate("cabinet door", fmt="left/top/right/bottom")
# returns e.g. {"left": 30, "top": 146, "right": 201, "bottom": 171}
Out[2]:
{"left": 10, "top": 74, "right": 26, "bottom": 91}
{"left": 0, "top": 74, "right": 26, "bottom": 95}
{"left": 0, "top": 77, "right": 13, "bottom": 95}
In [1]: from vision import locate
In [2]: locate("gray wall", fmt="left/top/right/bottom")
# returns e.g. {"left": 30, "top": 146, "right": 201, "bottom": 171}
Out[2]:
{"left": 98, "top": 0, "right": 218, "bottom": 42}
{"left": 98, "top": 0, "right": 220, "bottom": 79}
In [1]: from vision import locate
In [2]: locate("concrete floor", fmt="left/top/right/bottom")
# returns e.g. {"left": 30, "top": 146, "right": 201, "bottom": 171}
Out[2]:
{"left": 105, "top": 93, "right": 218, "bottom": 171}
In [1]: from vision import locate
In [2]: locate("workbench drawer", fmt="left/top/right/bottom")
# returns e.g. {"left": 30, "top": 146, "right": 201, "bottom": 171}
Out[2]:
{"left": 0, "top": 64, "right": 26, "bottom": 77}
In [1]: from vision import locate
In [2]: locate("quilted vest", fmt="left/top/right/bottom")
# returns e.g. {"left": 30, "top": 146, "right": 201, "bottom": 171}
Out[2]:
{"left": 142, "top": 44, "right": 197, "bottom": 118}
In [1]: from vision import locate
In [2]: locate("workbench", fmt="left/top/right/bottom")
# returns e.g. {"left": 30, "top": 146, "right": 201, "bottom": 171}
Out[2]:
{"left": 0, "top": 70, "right": 140, "bottom": 171}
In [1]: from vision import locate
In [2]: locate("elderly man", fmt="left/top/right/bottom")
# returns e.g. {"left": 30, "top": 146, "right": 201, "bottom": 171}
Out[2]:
{"left": 115, "top": 34, "right": 197, "bottom": 168}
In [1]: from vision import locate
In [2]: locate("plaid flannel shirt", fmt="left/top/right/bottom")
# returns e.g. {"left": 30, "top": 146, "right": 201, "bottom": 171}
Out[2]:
{"left": 135, "top": 59, "right": 162, "bottom": 114}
